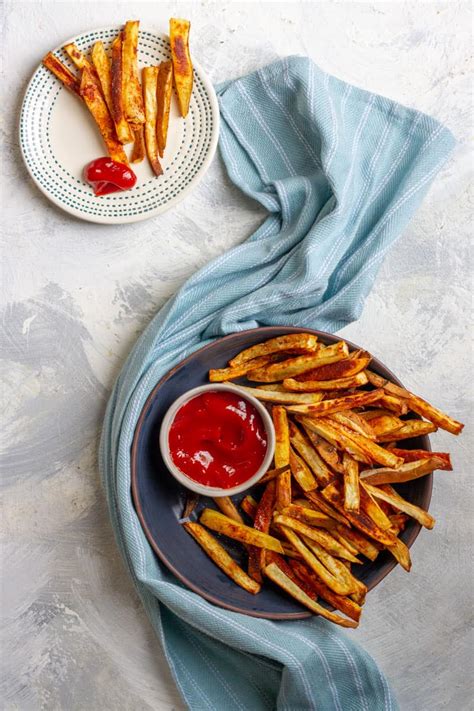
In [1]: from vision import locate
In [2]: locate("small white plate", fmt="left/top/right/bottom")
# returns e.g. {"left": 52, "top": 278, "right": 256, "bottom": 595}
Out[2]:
{"left": 19, "top": 27, "right": 220, "bottom": 224}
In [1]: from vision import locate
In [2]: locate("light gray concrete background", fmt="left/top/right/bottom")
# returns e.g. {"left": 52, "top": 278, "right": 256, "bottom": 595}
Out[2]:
{"left": 1, "top": 1, "right": 472, "bottom": 709}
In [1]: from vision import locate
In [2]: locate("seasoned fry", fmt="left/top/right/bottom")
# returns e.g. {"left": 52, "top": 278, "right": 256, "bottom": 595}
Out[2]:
{"left": 318, "top": 418, "right": 404, "bottom": 468}
{"left": 264, "top": 562, "right": 357, "bottom": 627}
{"left": 209, "top": 354, "right": 279, "bottom": 382}
{"left": 248, "top": 480, "right": 276, "bottom": 582}
{"left": 379, "top": 393, "right": 409, "bottom": 415}
{"left": 273, "top": 407, "right": 291, "bottom": 510}
{"left": 290, "top": 560, "right": 362, "bottom": 622}
{"left": 361, "top": 414, "right": 403, "bottom": 437}
{"left": 63, "top": 43, "right": 98, "bottom": 79}
{"left": 333, "top": 523, "right": 380, "bottom": 561}
{"left": 122, "top": 20, "right": 146, "bottom": 125}
{"left": 256, "top": 465, "right": 289, "bottom": 486}
{"left": 343, "top": 453, "right": 360, "bottom": 512}
{"left": 214, "top": 496, "right": 244, "bottom": 523}
{"left": 304, "top": 490, "right": 351, "bottom": 527}
{"left": 299, "top": 417, "right": 373, "bottom": 464}
{"left": 230, "top": 333, "right": 319, "bottom": 367}
{"left": 274, "top": 515, "right": 360, "bottom": 563}
{"left": 281, "top": 504, "right": 336, "bottom": 529}
{"left": 142, "top": 66, "right": 163, "bottom": 175}
{"left": 183, "top": 522, "right": 260, "bottom": 594}
{"left": 258, "top": 384, "right": 288, "bottom": 392}
{"left": 240, "top": 495, "right": 258, "bottom": 519}
{"left": 289, "top": 447, "right": 318, "bottom": 492}
{"left": 390, "top": 448, "right": 452, "bottom": 470}
{"left": 110, "top": 34, "right": 134, "bottom": 144}
{"left": 359, "top": 482, "right": 393, "bottom": 530}
{"left": 301, "top": 427, "right": 344, "bottom": 473}
{"left": 329, "top": 411, "right": 376, "bottom": 439}
{"left": 130, "top": 126, "right": 146, "bottom": 163}
{"left": 200, "top": 508, "right": 285, "bottom": 552}
{"left": 169, "top": 18, "right": 194, "bottom": 118}
{"left": 247, "top": 342, "right": 349, "bottom": 382}
{"left": 365, "top": 484, "right": 435, "bottom": 529}
{"left": 233, "top": 384, "right": 323, "bottom": 405}
{"left": 156, "top": 60, "right": 173, "bottom": 156}
{"left": 386, "top": 536, "right": 412, "bottom": 572}
{"left": 181, "top": 491, "right": 199, "bottom": 519}
{"left": 287, "top": 388, "right": 383, "bottom": 417}
{"left": 283, "top": 372, "right": 368, "bottom": 392}
{"left": 289, "top": 422, "right": 333, "bottom": 485}
{"left": 376, "top": 420, "right": 438, "bottom": 442}
{"left": 301, "top": 534, "right": 364, "bottom": 593}
{"left": 42, "top": 52, "right": 80, "bottom": 94}
{"left": 359, "top": 457, "right": 446, "bottom": 485}
{"left": 80, "top": 68, "right": 128, "bottom": 163}
{"left": 292, "top": 353, "right": 371, "bottom": 383}
{"left": 91, "top": 41, "right": 114, "bottom": 114}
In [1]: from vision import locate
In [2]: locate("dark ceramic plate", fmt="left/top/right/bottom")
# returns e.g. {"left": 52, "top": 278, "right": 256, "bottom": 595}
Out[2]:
{"left": 131, "top": 327, "right": 432, "bottom": 619}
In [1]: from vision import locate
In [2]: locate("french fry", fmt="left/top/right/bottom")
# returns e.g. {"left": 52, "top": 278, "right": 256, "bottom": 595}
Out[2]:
{"left": 256, "top": 465, "right": 289, "bottom": 486}
{"left": 214, "top": 496, "right": 244, "bottom": 524}
{"left": 183, "top": 522, "right": 260, "bottom": 594}
{"left": 329, "top": 411, "right": 376, "bottom": 439}
{"left": 365, "top": 484, "right": 436, "bottom": 529}
{"left": 292, "top": 353, "right": 371, "bottom": 383}
{"left": 283, "top": 372, "right": 368, "bottom": 392}
{"left": 79, "top": 68, "right": 128, "bottom": 164}
{"left": 258, "top": 384, "right": 288, "bottom": 392}
{"left": 130, "top": 126, "right": 146, "bottom": 163}
{"left": 247, "top": 342, "right": 349, "bottom": 382}
{"left": 110, "top": 34, "right": 134, "bottom": 144}
{"left": 333, "top": 523, "right": 380, "bottom": 561}
{"left": 363, "top": 414, "right": 404, "bottom": 437}
{"left": 240, "top": 495, "right": 258, "bottom": 519}
{"left": 318, "top": 418, "right": 404, "bottom": 468}
{"left": 389, "top": 513, "right": 409, "bottom": 533}
{"left": 359, "top": 482, "right": 393, "bottom": 530}
{"left": 301, "top": 427, "right": 344, "bottom": 473}
{"left": 91, "top": 41, "right": 114, "bottom": 114}
{"left": 229, "top": 333, "right": 319, "bottom": 367}
{"left": 273, "top": 407, "right": 291, "bottom": 510}
{"left": 301, "top": 534, "right": 365, "bottom": 594}
{"left": 248, "top": 480, "right": 276, "bottom": 583}
{"left": 281, "top": 504, "right": 336, "bottom": 529}
{"left": 274, "top": 515, "right": 360, "bottom": 563}
{"left": 304, "top": 491, "right": 351, "bottom": 527}
{"left": 343, "top": 453, "right": 360, "bottom": 512}
{"left": 233, "top": 384, "right": 323, "bottom": 405}
{"left": 286, "top": 389, "right": 383, "bottom": 417}
{"left": 386, "top": 536, "right": 412, "bottom": 572}
{"left": 122, "top": 20, "right": 145, "bottom": 125}
{"left": 181, "top": 491, "right": 199, "bottom": 519}
{"left": 379, "top": 393, "right": 409, "bottom": 415}
{"left": 289, "top": 447, "right": 318, "bottom": 492}
{"left": 142, "top": 66, "right": 163, "bottom": 176}
{"left": 209, "top": 354, "right": 279, "bottom": 382}
{"left": 359, "top": 457, "right": 446, "bottom": 485}
{"left": 156, "top": 60, "right": 173, "bottom": 157}
{"left": 290, "top": 560, "right": 362, "bottom": 622}
{"left": 63, "top": 43, "right": 99, "bottom": 80}
{"left": 264, "top": 562, "right": 357, "bottom": 627}
{"left": 42, "top": 52, "right": 80, "bottom": 94}
{"left": 389, "top": 448, "right": 452, "bottom": 470}
{"left": 169, "top": 18, "right": 194, "bottom": 118}
{"left": 289, "top": 422, "right": 333, "bottom": 485}
{"left": 299, "top": 417, "right": 373, "bottom": 464}
{"left": 376, "top": 420, "right": 438, "bottom": 442}
{"left": 200, "top": 508, "right": 285, "bottom": 552}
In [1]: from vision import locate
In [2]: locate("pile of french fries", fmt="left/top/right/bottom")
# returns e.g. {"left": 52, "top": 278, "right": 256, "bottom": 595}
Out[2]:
{"left": 182, "top": 333, "right": 464, "bottom": 627}
{"left": 42, "top": 19, "right": 193, "bottom": 176}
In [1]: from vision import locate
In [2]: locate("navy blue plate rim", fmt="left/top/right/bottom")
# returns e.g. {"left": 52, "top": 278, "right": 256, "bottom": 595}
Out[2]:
{"left": 131, "top": 326, "right": 432, "bottom": 619}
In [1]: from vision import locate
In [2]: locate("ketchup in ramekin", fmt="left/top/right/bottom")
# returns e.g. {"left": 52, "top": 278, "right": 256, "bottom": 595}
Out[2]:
{"left": 168, "top": 390, "right": 268, "bottom": 489}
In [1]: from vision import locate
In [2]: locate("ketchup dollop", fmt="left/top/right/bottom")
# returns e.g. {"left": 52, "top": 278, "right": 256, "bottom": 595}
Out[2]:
{"left": 168, "top": 391, "right": 268, "bottom": 488}
{"left": 84, "top": 157, "right": 137, "bottom": 196}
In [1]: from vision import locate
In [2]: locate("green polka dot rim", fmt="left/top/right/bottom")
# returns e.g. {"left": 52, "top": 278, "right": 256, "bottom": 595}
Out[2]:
{"left": 19, "top": 27, "right": 220, "bottom": 224}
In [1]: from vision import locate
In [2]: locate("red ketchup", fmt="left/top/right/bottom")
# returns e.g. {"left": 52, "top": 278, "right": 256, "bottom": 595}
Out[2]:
{"left": 84, "top": 157, "right": 137, "bottom": 196}
{"left": 168, "top": 391, "right": 268, "bottom": 489}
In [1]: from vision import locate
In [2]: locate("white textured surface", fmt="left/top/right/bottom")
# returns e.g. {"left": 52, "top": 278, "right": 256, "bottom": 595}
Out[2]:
{"left": 1, "top": 2, "right": 472, "bottom": 710}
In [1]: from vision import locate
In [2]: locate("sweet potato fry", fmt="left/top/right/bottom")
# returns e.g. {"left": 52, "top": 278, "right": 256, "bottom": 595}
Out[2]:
{"left": 274, "top": 515, "right": 360, "bottom": 563}
{"left": 273, "top": 407, "right": 291, "bottom": 509}
{"left": 214, "top": 496, "right": 244, "bottom": 523}
{"left": 329, "top": 411, "right": 376, "bottom": 439}
{"left": 333, "top": 523, "right": 380, "bottom": 561}
{"left": 110, "top": 34, "right": 133, "bottom": 144}
{"left": 292, "top": 353, "right": 371, "bottom": 383}
{"left": 359, "top": 482, "right": 393, "bottom": 530}
{"left": 359, "top": 457, "right": 446, "bottom": 485}
{"left": 233, "top": 384, "right": 323, "bottom": 405}
{"left": 91, "top": 41, "right": 114, "bottom": 114}
{"left": 183, "top": 522, "right": 260, "bottom": 594}
{"left": 379, "top": 393, "right": 409, "bottom": 415}
{"left": 230, "top": 333, "right": 319, "bottom": 367}
{"left": 304, "top": 491, "right": 351, "bottom": 527}
{"left": 169, "top": 18, "right": 193, "bottom": 118}
{"left": 209, "top": 354, "right": 279, "bottom": 382}
{"left": 289, "top": 422, "right": 333, "bottom": 485}
{"left": 367, "top": 414, "right": 404, "bottom": 437}
{"left": 386, "top": 536, "right": 412, "bottom": 572}
{"left": 248, "top": 480, "right": 276, "bottom": 582}
{"left": 281, "top": 504, "right": 336, "bottom": 529}
{"left": 389, "top": 513, "right": 409, "bottom": 533}
{"left": 343, "top": 453, "right": 360, "bottom": 512}
{"left": 264, "top": 562, "right": 357, "bottom": 627}
{"left": 287, "top": 388, "right": 383, "bottom": 417}
{"left": 130, "top": 126, "right": 146, "bottom": 163}
{"left": 301, "top": 427, "right": 344, "bottom": 473}
{"left": 142, "top": 66, "right": 163, "bottom": 175}
{"left": 42, "top": 52, "right": 80, "bottom": 95}
{"left": 156, "top": 60, "right": 173, "bottom": 157}
{"left": 240, "top": 495, "right": 258, "bottom": 519}
{"left": 256, "top": 465, "right": 289, "bottom": 486}
{"left": 200, "top": 508, "right": 284, "bottom": 552}
{"left": 301, "top": 535, "right": 365, "bottom": 594}
{"left": 258, "top": 384, "right": 288, "bottom": 392}
{"left": 390, "top": 448, "right": 452, "bottom": 470}
{"left": 290, "top": 560, "right": 362, "bottom": 622}
{"left": 376, "top": 420, "right": 438, "bottom": 442}
{"left": 365, "top": 484, "right": 435, "bottom": 529}
{"left": 320, "top": 418, "right": 404, "bottom": 468}
{"left": 283, "top": 372, "right": 368, "bottom": 392}
{"left": 247, "top": 342, "right": 349, "bottom": 382}
{"left": 63, "top": 43, "right": 99, "bottom": 80}
{"left": 80, "top": 68, "right": 128, "bottom": 164}
{"left": 181, "top": 491, "right": 199, "bottom": 519}
{"left": 122, "top": 20, "right": 145, "bottom": 125}
{"left": 289, "top": 447, "right": 318, "bottom": 492}
{"left": 298, "top": 417, "right": 373, "bottom": 464}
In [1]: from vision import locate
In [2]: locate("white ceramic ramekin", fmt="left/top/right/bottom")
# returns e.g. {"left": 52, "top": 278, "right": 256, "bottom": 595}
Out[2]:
{"left": 159, "top": 383, "right": 275, "bottom": 498}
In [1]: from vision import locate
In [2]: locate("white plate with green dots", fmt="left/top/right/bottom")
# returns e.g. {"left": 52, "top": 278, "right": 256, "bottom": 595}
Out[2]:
{"left": 19, "top": 27, "right": 220, "bottom": 224}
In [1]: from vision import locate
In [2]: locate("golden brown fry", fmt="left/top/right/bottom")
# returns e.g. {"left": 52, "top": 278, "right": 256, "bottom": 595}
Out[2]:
{"left": 264, "top": 562, "right": 357, "bottom": 627}
{"left": 376, "top": 420, "right": 438, "bottom": 442}
{"left": 248, "top": 480, "right": 276, "bottom": 583}
{"left": 63, "top": 43, "right": 98, "bottom": 77}
{"left": 292, "top": 353, "right": 371, "bottom": 383}
{"left": 320, "top": 418, "right": 404, "bottom": 469}
{"left": 289, "top": 447, "right": 318, "bottom": 492}
{"left": 182, "top": 491, "right": 199, "bottom": 518}
{"left": 333, "top": 523, "right": 380, "bottom": 561}
{"left": 299, "top": 417, "right": 373, "bottom": 464}
{"left": 289, "top": 422, "right": 333, "bottom": 485}
{"left": 365, "top": 484, "right": 435, "bottom": 529}
{"left": 390, "top": 448, "right": 452, "bottom": 470}
{"left": 367, "top": 414, "right": 404, "bottom": 437}
{"left": 240, "top": 495, "right": 258, "bottom": 519}
{"left": 343, "top": 453, "right": 360, "bottom": 512}
{"left": 230, "top": 333, "right": 319, "bottom": 367}
{"left": 386, "top": 536, "right": 412, "bottom": 572}
{"left": 290, "top": 560, "right": 362, "bottom": 622}
{"left": 130, "top": 126, "right": 146, "bottom": 163}
{"left": 283, "top": 372, "right": 368, "bottom": 392}
{"left": 122, "top": 20, "right": 145, "bottom": 125}
{"left": 359, "top": 457, "right": 445, "bottom": 485}
{"left": 80, "top": 68, "right": 128, "bottom": 164}
{"left": 273, "top": 407, "right": 291, "bottom": 509}
{"left": 258, "top": 384, "right": 288, "bottom": 392}
{"left": 301, "top": 427, "right": 344, "bottom": 473}
{"left": 304, "top": 491, "right": 351, "bottom": 527}
{"left": 110, "top": 34, "right": 134, "bottom": 144}
{"left": 42, "top": 52, "right": 80, "bottom": 94}
{"left": 91, "top": 41, "right": 114, "bottom": 114}
{"left": 156, "top": 61, "right": 173, "bottom": 157}
{"left": 301, "top": 534, "right": 364, "bottom": 594}
{"left": 169, "top": 17, "right": 194, "bottom": 118}
{"left": 329, "top": 411, "right": 376, "bottom": 439}
{"left": 247, "top": 342, "right": 349, "bottom": 382}
{"left": 209, "top": 354, "right": 278, "bottom": 382}
{"left": 142, "top": 66, "right": 163, "bottom": 175}
{"left": 286, "top": 388, "right": 383, "bottom": 417}
{"left": 214, "top": 496, "right": 244, "bottom": 523}
{"left": 256, "top": 465, "right": 289, "bottom": 486}
{"left": 200, "top": 508, "right": 285, "bottom": 552}
{"left": 274, "top": 515, "right": 360, "bottom": 563}
{"left": 379, "top": 393, "right": 409, "bottom": 415}
{"left": 281, "top": 504, "right": 336, "bottom": 529}
{"left": 183, "top": 522, "right": 260, "bottom": 594}
{"left": 275, "top": 468, "right": 292, "bottom": 511}
{"left": 359, "top": 482, "right": 393, "bottom": 530}
{"left": 232, "top": 384, "right": 323, "bottom": 405}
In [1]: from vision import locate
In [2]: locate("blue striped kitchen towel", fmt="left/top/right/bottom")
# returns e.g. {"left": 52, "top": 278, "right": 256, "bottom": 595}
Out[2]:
{"left": 100, "top": 56, "right": 454, "bottom": 710}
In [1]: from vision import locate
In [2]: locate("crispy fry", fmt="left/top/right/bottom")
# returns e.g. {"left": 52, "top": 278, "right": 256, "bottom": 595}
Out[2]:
{"left": 142, "top": 66, "right": 163, "bottom": 175}
{"left": 290, "top": 560, "right": 362, "bottom": 622}
{"left": 386, "top": 536, "right": 412, "bottom": 572}
{"left": 379, "top": 393, "right": 409, "bottom": 415}
{"left": 122, "top": 20, "right": 145, "bottom": 125}
{"left": 301, "top": 427, "right": 344, "bottom": 473}
{"left": 130, "top": 126, "right": 146, "bottom": 163}
{"left": 292, "top": 353, "right": 371, "bottom": 383}
{"left": 304, "top": 491, "right": 351, "bottom": 527}
{"left": 343, "top": 453, "right": 360, "bottom": 512}
{"left": 214, "top": 496, "right": 244, "bottom": 524}
{"left": 367, "top": 414, "right": 404, "bottom": 436}
{"left": 80, "top": 68, "right": 128, "bottom": 164}
{"left": 389, "top": 513, "right": 409, "bottom": 533}
{"left": 299, "top": 417, "right": 373, "bottom": 464}
{"left": 183, "top": 522, "right": 260, "bottom": 594}
{"left": 273, "top": 407, "right": 291, "bottom": 510}
{"left": 233, "top": 384, "right": 323, "bottom": 405}
{"left": 376, "top": 420, "right": 438, "bottom": 442}
{"left": 390, "top": 448, "right": 452, "bottom": 470}
{"left": 264, "top": 562, "right": 357, "bottom": 627}
{"left": 287, "top": 388, "right": 383, "bottom": 417}
{"left": 274, "top": 515, "right": 360, "bottom": 562}
{"left": 91, "top": 41, "right": 114, "bottom": 114}
{"left": 110, "top": 34, "right": 134, "bottom": 144}
{"left": 63, "top": 43, "right": 99, "bottom": 79}
{"left": 319, "top": 418, "right": 404, "bottom": 468}
{"left": 209, "top": 354, "right": 279, "bottom": 382}
{"left": 200, "top": 508, "right": 284, "bottom": 552}
{"left": 333, "top": 523, "right": 380, "bottom": 561}
{"left": 359, "top": 482, "right": 393, "bottom": 530}
{"left": 284, "top": 372, "right": 368, "bottom": 392}
{"left": 289, "top": 447, "right": 318, "bottom": 492}
{"left": 329, "top": 411, "right": 376, "bottom": 439}
{"left": 365, "top": 484, "right": 436, "bottom": 529}
{"left": 359, "top": 457, "right": 446, "bottom": 485}
{"left": 276, "top": 468, "right": 292, "bottom": 511}
{"left": 182, "top": 491, "right": 199, "bottom": 519}
{"left": 247, "top": 342, "right": 349, "bottom": 382}
{"left": 230, "top": 334, "right": 319, "bottom": 367}
{"left": 258, "top": 384, "right": 288, "bottom": 392}
{"left": 301, "top": 534, "right": 364, "bottom": 594}
{"left": 156, "top": 60, "right": 173, "bottom": 156}
{"left": 42, "top": 52, "right": 80, "bottom": 94}
{"left": 281, "top": 504, "right": 336, "bottom": 529}
{"left": 169, "top": 18, "right": 194, "bottom": 118}
{"left": 256, "top": 465, "right": 289, "bottom": 486}
{"left": 289, "top": 422, "right": 333, "bottom": 485}
{"left": 240, "top": 495, "right": 258, "bottom": 519}
{"left": 248, "top": 480, "right": 276, "bottom": 582}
